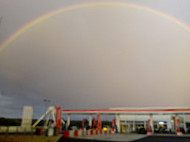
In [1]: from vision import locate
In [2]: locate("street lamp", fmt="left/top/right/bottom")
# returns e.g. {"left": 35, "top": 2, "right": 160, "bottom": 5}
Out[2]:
{"left": 43, "top": 99, "right": 51, "bottom": 127}
{"left": 43, "top": 99, "right": 51, "bottom": 112}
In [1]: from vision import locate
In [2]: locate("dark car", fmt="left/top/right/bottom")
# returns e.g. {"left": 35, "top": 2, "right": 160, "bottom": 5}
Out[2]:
{"left": 159, "top": 127, "right": 169, "bottom": 133}
{"left": 154, "top": 127, "right": 169, "bottom": 133}
{"left": 138, "top": 128, "right": 147, "bottom": 134}
{"left": 180, "top": 128, "right": 185, "bottom": 133}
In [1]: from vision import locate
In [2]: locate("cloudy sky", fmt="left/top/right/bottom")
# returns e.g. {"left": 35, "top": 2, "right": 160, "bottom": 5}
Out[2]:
{"left": 1, "top": 0, "right": 190, "bottom": 118}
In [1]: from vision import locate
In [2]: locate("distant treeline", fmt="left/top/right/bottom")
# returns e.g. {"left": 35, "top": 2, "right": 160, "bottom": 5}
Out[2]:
{"left": 0, "top": 118, "right": 44, "bottom": 126}
{"left": 0, "top": 117, "right": 112, "bottom": 127}
{"left": 0, "top": 118, "right": 21, "bottom": 126}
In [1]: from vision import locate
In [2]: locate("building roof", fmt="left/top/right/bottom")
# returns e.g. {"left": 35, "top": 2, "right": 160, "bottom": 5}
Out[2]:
{"left": 61, "top": 107, "right": 190, "bottom": 115}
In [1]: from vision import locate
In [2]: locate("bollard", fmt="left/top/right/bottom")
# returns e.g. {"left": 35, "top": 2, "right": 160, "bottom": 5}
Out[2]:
{"left": 112, "top": 128, "right": 115, "bottom": 133}
{"left": 39, "top": 128, "right": 43, "bottom": 136}
{"left": 74, "top": 130, "right": 78, "bottom": 137}
{"left": 147, "top": 128, "right": 152, "bottom": 135}
{"left": 86, "top": 130, "right": 88, "bottom": 135}
{"left": 177, "top": 128, "right": 182, "bottom": 136}
{"left": 90, "top": 129, "right": 94, "bottom": 135}
{"left": 82, "top": 129, "right": 85, "bottom": 136}
{"left": 96, "top": 129, "right": 98, "bottom": 135}
{"left": 109, "top": 129, "right": 112, "bottom": 134}
{"left": 63, "top": 130, "right": 69, "bottom": 137}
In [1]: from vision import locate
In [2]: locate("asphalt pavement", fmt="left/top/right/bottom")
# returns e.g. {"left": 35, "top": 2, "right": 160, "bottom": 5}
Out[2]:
{"left": 58, "top": 134, "right": 190, "bottom": 142}
{"left": 133, "top": 136, "right": 190, "bottom": 142}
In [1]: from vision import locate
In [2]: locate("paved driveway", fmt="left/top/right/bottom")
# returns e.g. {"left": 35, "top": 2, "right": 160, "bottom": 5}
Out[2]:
{"left": 58, "top": 134, "right": 190, "bottom": 142}
{"left": 133, "top": 136, "right": 190, "bottom": 142}
{"left": 77, "top": 134, "right": 146, "bottom": 142}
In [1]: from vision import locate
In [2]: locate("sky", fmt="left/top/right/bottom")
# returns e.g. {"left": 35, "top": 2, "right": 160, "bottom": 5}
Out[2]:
{"left": 1, "top": 0, "right": 190, "bottom": 118}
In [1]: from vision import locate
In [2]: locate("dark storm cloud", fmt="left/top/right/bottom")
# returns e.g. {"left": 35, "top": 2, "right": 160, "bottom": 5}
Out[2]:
{"left": 1, "top": 0, "right": 190, "bottom": 118}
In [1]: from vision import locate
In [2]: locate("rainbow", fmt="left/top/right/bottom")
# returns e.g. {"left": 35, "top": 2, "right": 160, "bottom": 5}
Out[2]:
{"left": 1, "top": 1, "right": 190, "bottom": 52}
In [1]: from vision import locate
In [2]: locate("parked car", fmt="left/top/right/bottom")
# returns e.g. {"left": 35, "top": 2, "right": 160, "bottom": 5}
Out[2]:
{"left": 187, "top": 128, "right": 190, "bottom": 133}
{"left": 138, "top": 128, "right": 147, "bottom": 134}
{"left": 154, "top": 127, "right": 169, "bottom": 133}
{"left": 180, "top": 128, "right": 185, "bottom": 133}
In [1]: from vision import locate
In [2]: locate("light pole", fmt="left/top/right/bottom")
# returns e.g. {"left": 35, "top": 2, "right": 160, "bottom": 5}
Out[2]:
{"left": 0, "top": 90, "right": 5, "bottom": 117}
{"left": 43, "top": 99, "right": 51, "bottom": 109}
{"left": 43, "top": 99, "right": 51, "bottom": 127}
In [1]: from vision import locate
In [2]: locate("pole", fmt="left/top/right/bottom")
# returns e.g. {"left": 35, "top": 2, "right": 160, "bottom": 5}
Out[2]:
{"left": 116, "top": 114, "right": 120, "bottom": 133}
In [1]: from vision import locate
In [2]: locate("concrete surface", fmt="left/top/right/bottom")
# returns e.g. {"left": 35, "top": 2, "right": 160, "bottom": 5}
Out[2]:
{"left": 77, "top": 134, "right": 147, "bottom": 142}
{"left": 59, "top": 133, "right": 190, "bottom": 142}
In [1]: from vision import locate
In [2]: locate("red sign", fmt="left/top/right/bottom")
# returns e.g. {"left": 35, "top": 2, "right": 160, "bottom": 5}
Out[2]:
{"left": 92, "top": 118, "right": 96, "bottom": 128}
{"left": 147, "top": 119, "right": 152, "bottom": 133}
{"left": 56, "top": 106, "right": 62, "bottom": 132}
{"left": 175, "top": 118, "right": 180, "bottom": 131}
{"left": 112, "top": 119, "right": 115, "bottom": 128}
{"left": 97, "top": 114, "right": 102, "bottom": 130}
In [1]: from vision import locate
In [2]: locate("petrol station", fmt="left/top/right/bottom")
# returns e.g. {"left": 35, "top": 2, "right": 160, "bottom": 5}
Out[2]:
{"left": 60, "top": 107, "right": 190, "bottom": 135}
{"left": 1, "top": 106, "right": 190, "bottom": 137}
